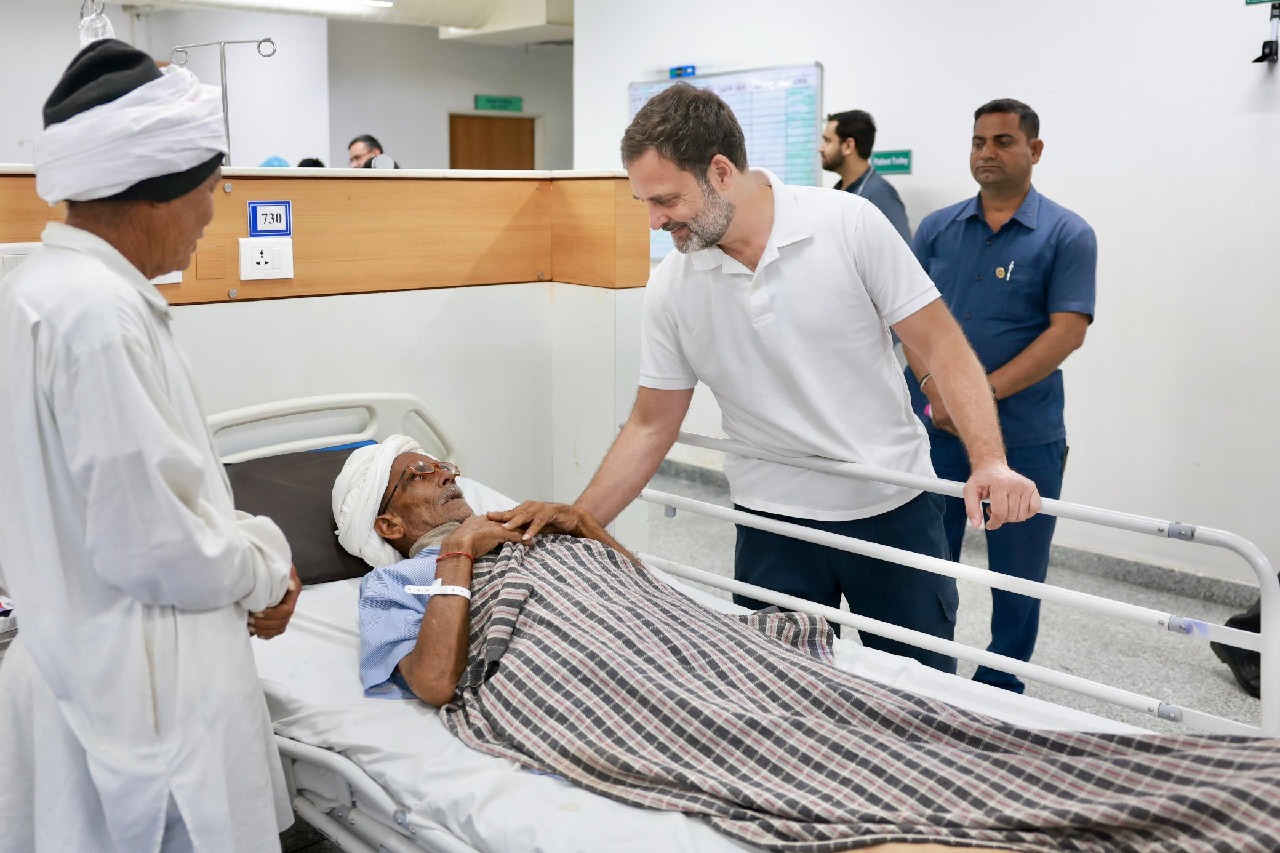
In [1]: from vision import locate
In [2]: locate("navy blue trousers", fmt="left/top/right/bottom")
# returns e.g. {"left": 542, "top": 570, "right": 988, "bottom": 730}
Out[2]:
{"left": 733, "top": 492, "right": 958, "bottom": 673}
{"left": 931, "top": 438, "right": 1067, "bottom": 693}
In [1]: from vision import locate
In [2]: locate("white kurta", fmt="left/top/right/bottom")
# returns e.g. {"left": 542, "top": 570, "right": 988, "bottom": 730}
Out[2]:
{"left": 0, "top": 223, "right": 293, "bottom": 852}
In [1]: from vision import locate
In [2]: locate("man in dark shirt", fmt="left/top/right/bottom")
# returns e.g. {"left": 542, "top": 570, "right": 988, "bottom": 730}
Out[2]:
{"left": 348, "top": 133, "right": 397, "bottom": 168}
{"left": 820, "top": 109, "right": 911, "bottom": 241}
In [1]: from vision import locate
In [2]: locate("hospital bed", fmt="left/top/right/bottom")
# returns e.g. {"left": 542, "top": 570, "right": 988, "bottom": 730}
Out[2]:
{"left": 210, "top": 392, "right": 1277, "bottom": 853}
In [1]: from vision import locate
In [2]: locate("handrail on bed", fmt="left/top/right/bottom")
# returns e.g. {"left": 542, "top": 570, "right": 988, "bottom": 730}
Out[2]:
{"left": 208, "top": 393, "right": 463, "bottom": 467}
{"left": 645, "top": 430, "right": 1280, "bottom": 737}
{"left": 642, "top": 553, "right": 1250, "bottom": 736}
{"left": 277, "top": 736, "right": 477, "bottom": 853}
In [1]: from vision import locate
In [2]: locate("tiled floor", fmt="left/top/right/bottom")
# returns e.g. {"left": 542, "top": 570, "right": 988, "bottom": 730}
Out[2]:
{"left": 282, "top": 468, "right": 1262, "bottom": 850}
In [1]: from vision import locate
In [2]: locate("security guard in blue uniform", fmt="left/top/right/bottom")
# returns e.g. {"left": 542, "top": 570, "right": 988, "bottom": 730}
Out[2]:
{"left": 905, "top": 99, "right": 1097, "bottom": 692}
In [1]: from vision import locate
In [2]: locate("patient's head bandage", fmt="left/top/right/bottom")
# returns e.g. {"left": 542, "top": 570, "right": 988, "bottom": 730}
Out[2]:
{"left": 333, "top": 435, "right": 425, "bottom": 568}
{"left": 35, "top": 39, "right": 227, "bottom": 204}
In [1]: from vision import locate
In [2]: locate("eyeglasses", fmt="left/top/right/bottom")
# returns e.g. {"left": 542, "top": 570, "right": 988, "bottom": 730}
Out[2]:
{"left": 378, "top": 458, "right": 462, "bottom": 516}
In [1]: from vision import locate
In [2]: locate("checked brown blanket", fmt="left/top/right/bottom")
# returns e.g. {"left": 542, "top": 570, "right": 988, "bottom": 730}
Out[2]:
{"left": 439, "top": 536, "right": 1280, "bottom": 852}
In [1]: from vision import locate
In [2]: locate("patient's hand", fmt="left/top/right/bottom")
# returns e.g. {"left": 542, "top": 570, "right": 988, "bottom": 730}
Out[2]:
{"left": 444, "top": 514, "right": 524, "bottom": 562}
{"left": 489, "top": 502, "right": 639, "bottom": 565}
{"left": 249, "top": 565, "right": 301, "bottom": 639}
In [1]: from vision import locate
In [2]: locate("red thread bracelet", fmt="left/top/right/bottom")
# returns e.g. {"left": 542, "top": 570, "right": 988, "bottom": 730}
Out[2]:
{"left": 438, "top": 550, "right": 474, "bottom": 563}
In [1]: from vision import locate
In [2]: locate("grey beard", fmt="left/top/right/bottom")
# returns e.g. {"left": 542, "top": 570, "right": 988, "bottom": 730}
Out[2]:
{"left": 671, "top": 179, "right": 735, "bottom": 254}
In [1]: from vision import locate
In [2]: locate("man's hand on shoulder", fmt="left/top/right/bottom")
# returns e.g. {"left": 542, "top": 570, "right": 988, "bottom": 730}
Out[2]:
{"left": 249, "top": 565, "right": 300, "bottom": 639}
{"left": 964, "top": 463, "right": 1041, "bottom": 531}
{"left": 488, "top": 501, "right": 601, "bottom": 542}
{"left": 489, "top": 502, "right": 640, "bottom": 565}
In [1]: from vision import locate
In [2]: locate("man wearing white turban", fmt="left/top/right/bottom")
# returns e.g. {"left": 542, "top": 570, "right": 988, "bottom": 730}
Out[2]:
{"left": 333, "top": 434, "right": 433, "bottom": 568}
{"left": 0, "top": 39, "right": 299, "bottom": 853}
{"left": 333, "top": 438, "right": 636, "bottom": 704}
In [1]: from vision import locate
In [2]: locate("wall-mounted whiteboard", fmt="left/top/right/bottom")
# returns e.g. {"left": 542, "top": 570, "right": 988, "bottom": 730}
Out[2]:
{"left": 628, "top": 63, "right": 823, "bottom": 261}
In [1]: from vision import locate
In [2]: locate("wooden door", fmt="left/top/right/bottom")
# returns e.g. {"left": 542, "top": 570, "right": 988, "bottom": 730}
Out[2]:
{"left": 449, "top": 115, "right": 536, "bottom": 169}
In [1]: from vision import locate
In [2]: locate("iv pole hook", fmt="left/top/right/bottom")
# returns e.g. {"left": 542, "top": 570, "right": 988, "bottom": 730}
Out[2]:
{"left": 169, "top": 39, "right": 277, "bottom": 165}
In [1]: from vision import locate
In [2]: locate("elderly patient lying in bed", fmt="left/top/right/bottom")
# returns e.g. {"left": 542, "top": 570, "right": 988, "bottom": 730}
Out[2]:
{"left": 332, "top": 436, "right": 1280, "bottom": 853}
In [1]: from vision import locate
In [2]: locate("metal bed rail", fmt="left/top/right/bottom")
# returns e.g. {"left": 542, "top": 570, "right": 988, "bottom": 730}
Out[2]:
{"left": 642, "top": 430, "right": 1279, "bottom": 736}
{"left": 209, "top": 392, "right": 462, "bottom": 467}
{"left": 277, "top": 735, "right": 476, "bottom": 853}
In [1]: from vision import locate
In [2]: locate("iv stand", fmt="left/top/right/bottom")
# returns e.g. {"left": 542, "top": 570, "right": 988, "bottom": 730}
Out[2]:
{"left": 169, "top": 38, "right": 277, "bottom": 165}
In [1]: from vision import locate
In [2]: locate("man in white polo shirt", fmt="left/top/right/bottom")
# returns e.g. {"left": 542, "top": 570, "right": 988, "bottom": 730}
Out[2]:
{"left": 523, "top": 84, "right": 1038, "bottom": 672}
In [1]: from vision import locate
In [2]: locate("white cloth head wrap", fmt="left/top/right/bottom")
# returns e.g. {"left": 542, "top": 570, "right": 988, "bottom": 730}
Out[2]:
{"left": 34, "top": 64, "right": 227, "bottom": 204}
{"left": 332, "top": 435, "right": 424, "bottom": 568}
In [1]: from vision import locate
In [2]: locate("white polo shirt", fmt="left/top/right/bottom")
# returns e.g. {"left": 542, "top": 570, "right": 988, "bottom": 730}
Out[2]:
{"left": 640, "top": 169, "right": 940, "bottom": 520}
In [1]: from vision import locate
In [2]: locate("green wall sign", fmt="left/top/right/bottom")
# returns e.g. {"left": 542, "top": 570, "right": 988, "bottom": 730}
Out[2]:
{"left": 474, "top": 95, "right": 524, "bottom": 112}
{"left": 871, "top": 150, "right": 912, "bottom": 175}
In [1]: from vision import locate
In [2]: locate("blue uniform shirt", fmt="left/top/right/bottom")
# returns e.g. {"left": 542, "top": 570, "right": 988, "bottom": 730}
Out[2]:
{"left": 908, "top": 186, "right": 1096, "bottom": 448}
{"left": 836, "top": 167, "right": 911, "bottom": 243}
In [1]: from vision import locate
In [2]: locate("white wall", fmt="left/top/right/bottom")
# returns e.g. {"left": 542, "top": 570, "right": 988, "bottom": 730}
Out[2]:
{"left": 171, "top": 285, "right": 556, "bottom": 502}
{"left": 172, "top": 282, "right": 637, "bottom": 527}
{"left": 133, "top": 9, "right": 330, "bottom": 168}
{"left": 0, "top": 1, "right": 137, "bottom": 164}
{"left": 576, "top": 0, "right": 1280, "bottom": 585}
{"left": 547, "top": 283, "right": 648, "bottom": 548}
{"left": 328, "top": 20, "right": 573, "bottom": 169}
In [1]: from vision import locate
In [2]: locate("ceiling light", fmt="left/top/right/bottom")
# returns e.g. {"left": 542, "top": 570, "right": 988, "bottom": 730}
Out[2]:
{"left": 293, "top": 0, "right": 394, "bottom": 7}
{"left": 197, "top": 0, "right": 395, "bottom": 9}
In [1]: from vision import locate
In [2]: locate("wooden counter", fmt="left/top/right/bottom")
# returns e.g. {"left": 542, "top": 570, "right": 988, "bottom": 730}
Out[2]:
{"left": 0, "top": 167, "right": 649, "bottom": 304}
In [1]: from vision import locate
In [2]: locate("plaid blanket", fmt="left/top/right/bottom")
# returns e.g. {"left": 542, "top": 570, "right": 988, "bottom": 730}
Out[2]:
{"left": 440, "top": 535, "right": 1280, "bottom": 852}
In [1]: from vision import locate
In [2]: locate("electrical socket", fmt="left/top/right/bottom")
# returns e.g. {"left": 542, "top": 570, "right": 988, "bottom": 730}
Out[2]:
{"left": 238, "top": 237, "right": 294, "bottom": 281}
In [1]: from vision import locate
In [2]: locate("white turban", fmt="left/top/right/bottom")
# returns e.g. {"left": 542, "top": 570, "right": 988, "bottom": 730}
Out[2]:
{"left": 332, "top": 435, "right": 424, "bottom": 568}
{"left": 35, "top": 64, "right": 226, "bottom": 204}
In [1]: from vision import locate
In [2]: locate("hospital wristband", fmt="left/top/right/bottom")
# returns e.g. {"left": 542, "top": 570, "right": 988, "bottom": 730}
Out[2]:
{"left": 437, "top": 550, "right": 473, "bottom": 563}
{"left": 405, "top": 580, "right": 472, "bottom": 600}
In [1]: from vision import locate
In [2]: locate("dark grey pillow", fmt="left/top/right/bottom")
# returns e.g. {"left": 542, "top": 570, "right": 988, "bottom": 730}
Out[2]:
{"left": 226, "top": 448, "right": 371, "bottom": 585}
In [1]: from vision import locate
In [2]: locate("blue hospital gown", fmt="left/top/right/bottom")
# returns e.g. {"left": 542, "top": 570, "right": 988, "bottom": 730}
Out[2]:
{"left": 359, "top": 546, "right": 442, "bottom": 699}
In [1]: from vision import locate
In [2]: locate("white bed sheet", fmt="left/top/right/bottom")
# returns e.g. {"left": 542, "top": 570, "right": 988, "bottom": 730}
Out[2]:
{"left": 254, "top": 570, "right": 1143, "bottom": 853}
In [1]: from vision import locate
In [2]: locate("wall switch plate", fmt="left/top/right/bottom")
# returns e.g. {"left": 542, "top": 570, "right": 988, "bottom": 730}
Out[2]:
{"left": 238, "top": 237, "right": 294, "bottom": 281}
{"left": 0, "top": 242, "right": 41, "bottom": 277}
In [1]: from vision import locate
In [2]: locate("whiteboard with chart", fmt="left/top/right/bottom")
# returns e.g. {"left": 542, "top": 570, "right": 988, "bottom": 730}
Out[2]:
{"left": 628, "top": 63, "right": 823, "bottom": 261}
